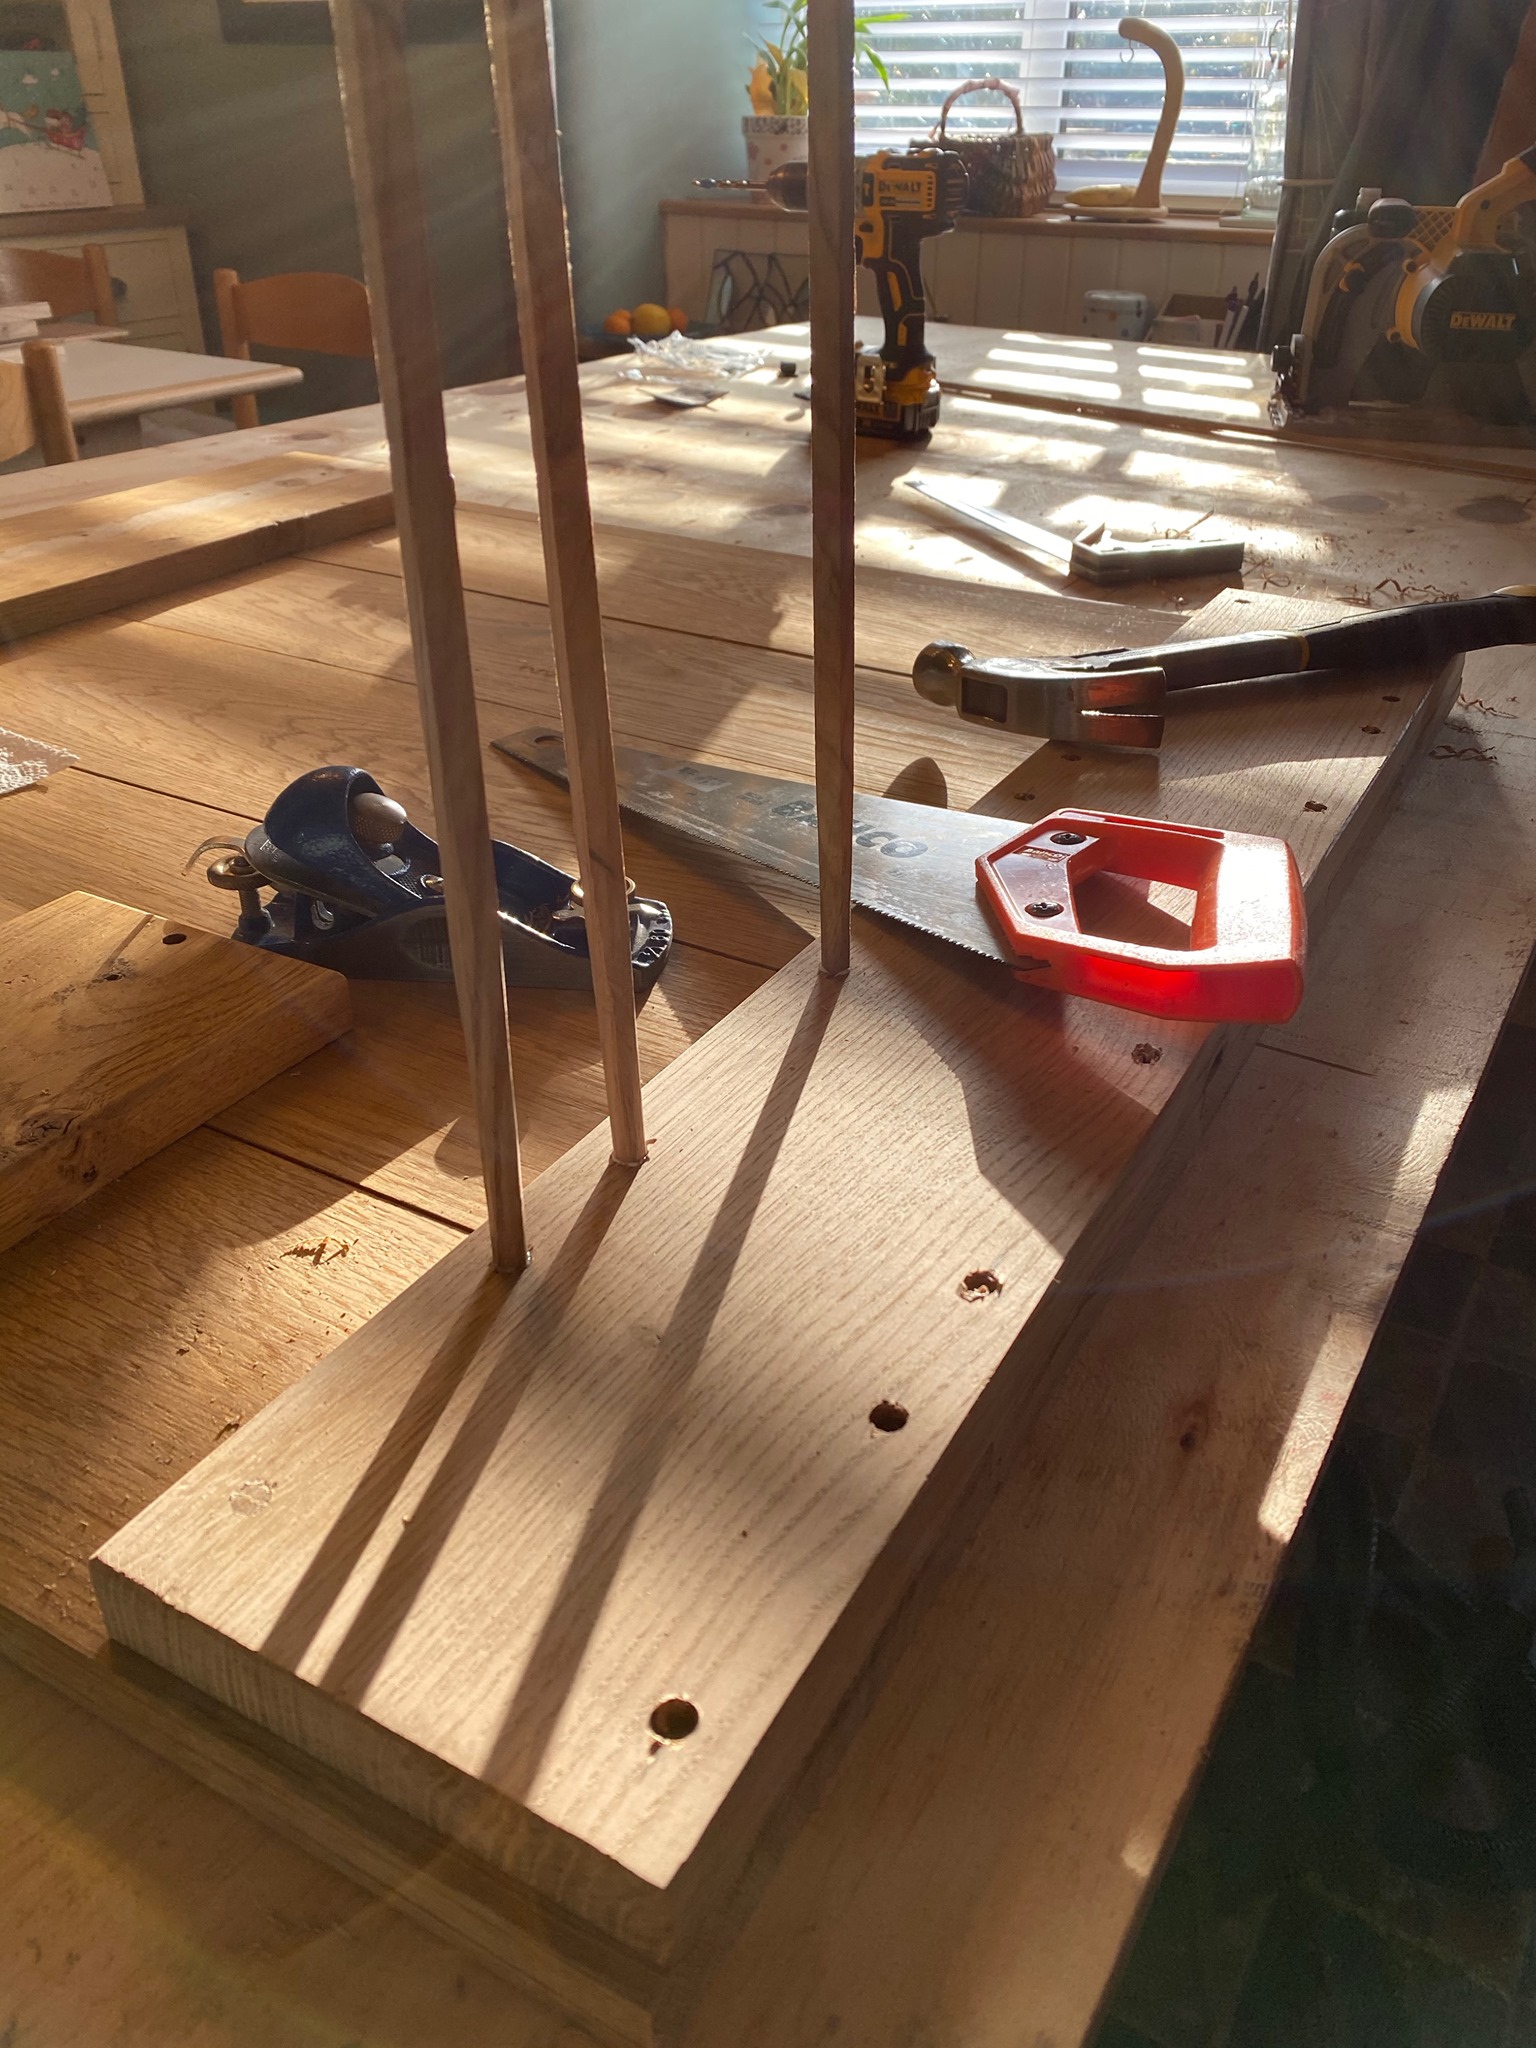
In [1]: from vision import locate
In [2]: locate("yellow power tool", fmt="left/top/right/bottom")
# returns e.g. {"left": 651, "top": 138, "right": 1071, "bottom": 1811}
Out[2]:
{"left": 766, "top": 148, "right": 969, "bottom": 439}
{"left": 1273, "top": 143, "right": 1536, "bottom": 425}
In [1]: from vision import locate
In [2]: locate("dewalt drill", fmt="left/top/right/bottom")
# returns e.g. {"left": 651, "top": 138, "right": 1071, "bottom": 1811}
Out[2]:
{"left": 765, "top": 149, "right": 968, "bottom": 440}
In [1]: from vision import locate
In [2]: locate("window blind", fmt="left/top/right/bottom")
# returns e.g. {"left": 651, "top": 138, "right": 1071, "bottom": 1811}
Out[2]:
{"left": 853, "top": 2, "right": 1270, "bottom": 200}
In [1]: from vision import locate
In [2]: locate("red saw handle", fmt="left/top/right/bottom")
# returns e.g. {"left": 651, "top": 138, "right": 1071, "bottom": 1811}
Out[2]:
{"left": 976, "top": 808, "right": 1305, "bottom": 1024}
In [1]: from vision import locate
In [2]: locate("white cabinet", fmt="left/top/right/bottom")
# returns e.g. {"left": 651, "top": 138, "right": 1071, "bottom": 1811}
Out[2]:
{"left": 0, "top": 209, "right": 203, "bottom": 350}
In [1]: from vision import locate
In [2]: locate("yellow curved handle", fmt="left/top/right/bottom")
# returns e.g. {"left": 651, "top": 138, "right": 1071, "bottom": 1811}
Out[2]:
{"left": 1451, "top": 149, "right": 1536, "bottom": 252}
{"left": 1119, "top": 17, "right": 1186, "bottom": 212}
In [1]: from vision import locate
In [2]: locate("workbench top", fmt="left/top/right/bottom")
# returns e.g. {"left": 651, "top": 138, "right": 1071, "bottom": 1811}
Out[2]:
{"left": 0, "top": 347, "right": 1533, "bottom": 2048}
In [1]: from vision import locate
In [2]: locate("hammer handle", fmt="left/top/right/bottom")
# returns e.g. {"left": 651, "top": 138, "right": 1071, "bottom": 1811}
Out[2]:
{"left": 1094, "top": 592, "right": 1536, "bottom": 693}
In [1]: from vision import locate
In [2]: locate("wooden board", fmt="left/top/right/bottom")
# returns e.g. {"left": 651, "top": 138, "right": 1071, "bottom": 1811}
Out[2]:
{"left": 0, "top": 891, "right": 349, "bottom": 1255}
{"left": 0, "top": 654, "right": 1524, "bottom": 2048}
{"left": 0, "top": 454, "right": 393, "bottom": 645}
{"left": 312, "top": 502, "right": 1178, "bottom": 685}
{"left": 0, "top": 355, "right": 1533, "bottom": 614}
{"left": 92, "top": 591, "right": 1462, "bottom": 2036}
{"left": 0, "top": 773, "right": 765, "bottom": 1227}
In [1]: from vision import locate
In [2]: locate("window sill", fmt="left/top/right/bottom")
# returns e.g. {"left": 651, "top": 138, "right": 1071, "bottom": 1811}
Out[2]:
{"left": 661, "top": 198, "right": 1273, "bottom": 246}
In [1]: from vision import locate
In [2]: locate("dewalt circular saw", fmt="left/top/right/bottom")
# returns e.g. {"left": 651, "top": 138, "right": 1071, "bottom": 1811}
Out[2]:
{"left": 1273, "top": 143, "right": 1536, "bottom": 426}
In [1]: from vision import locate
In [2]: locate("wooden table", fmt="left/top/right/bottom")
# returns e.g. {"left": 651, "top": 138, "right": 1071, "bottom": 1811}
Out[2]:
{"left": 0, "top": 338, "right": 300, "bottom": 456}
{"left": 0, "top": 346, "right": 1532, "bottom": 2047}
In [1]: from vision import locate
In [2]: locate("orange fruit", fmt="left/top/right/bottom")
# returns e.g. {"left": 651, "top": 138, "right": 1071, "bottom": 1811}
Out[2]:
{"left": 668, "top": 306, "right": 690, "bottom": 332}
{"left": 631, "top": 302, "right": 673, "bottom": 339}
{"left": 602, "top": 308, "right": 632, "bottom": 335}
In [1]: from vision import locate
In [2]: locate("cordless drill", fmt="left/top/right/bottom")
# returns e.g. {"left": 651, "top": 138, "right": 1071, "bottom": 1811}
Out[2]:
{"left": 766, "top": 148, "right": 968, "bottom": 440}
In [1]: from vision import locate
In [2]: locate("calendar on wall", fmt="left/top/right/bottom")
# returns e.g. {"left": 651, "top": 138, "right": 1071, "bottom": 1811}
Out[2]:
{"left": 0, "top": 46, "right": 111, "bottom": 209}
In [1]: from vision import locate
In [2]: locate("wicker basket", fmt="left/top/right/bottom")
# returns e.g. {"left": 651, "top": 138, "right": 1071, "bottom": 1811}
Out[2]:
{"left": 933, "top": 79, "right": 1055, "bottom": 219}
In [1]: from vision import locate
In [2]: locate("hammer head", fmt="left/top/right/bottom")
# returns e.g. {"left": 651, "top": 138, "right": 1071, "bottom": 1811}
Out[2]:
{"left": 913, "top": 641, "right": 1167, "bottom": 750}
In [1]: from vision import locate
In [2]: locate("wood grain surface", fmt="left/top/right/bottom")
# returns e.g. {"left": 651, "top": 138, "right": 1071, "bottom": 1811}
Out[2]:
{"left": 487, "top": 0, "right": 646, "bottom": 1166}
{"left": 0, "top": 892, "right": 349, "bottom": 1254}
{"left": 0, "top": 454, "right": 393, "bottom": 642}
{"left": 0, "top": 360, "right": 1532, "bottom": 2047}
{"left": 331, "top": 0, "right": 527, "bottom": 1269}
{"left": 93, "top": 590, "right": 1461, "bottom": 2034}
{"left": 807, "top": 0, "right": 856, "bottom": 975}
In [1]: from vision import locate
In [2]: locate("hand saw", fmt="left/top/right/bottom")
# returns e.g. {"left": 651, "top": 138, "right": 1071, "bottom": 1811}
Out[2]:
{"left": 495, "top": 729, "right": 1305, "bottom": 1025}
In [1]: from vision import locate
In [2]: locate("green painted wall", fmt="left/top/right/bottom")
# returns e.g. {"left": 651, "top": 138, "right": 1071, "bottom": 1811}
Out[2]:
{"left": 112, "top": 0, "right": 752, "bottom": 417}
{"left": 552, "top": 0, "right": 753, "bottom": 325}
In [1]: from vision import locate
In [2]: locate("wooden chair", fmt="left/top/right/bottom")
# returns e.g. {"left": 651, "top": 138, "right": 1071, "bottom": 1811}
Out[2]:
{"left": 0, "top": 244, "right": 116, "bottom": 329}
{"left": 0, "top": 344, "right": 78, "bottom": 465}
{"left": 214, "top": 267, "right": 374, "bottom": 430}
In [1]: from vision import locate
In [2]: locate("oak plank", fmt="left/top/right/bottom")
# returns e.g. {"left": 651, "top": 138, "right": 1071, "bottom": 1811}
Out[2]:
{"left": 0, "top": 1655, "right": 581, "bottom": 2048}
{"left": 309, "top": 501, "right": 1178, "bottom": 678}
{"left": 0, "top": 773, "right": 765, "bottom": 1227}
{"left": 675, "top": 655, "right": 1536, "bottom": 2047}
{"left": 0, "top": 892, "right": 349, "bottom": 1254}
{"left": 0, "top": 455, "right": 393, "bottom": 643}
{"left": 1, "top": 1127, "right": 462, "bottom": 1661}
{"left": 92, "top": 594, "right": 1459, "bottom": 2027}
{"left": 2, "top": 655, "right": 1525, "bottom": 2048}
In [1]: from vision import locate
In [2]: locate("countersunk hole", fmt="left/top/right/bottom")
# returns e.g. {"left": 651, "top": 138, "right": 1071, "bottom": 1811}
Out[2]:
{"left": 959, "top": 1268, "right": 1003, "bottom": 1302}
{"left": 162, "top": 931, "right": 188, "bottom": 945}
{"left": 649, "top": 1696, "right": 698, "bottom": 1742}
{"left": 1361, "top": 725, "right": 1382, "bottom": 735}
{"left": 1303, "top": 800, "right": 1327, "bottom": 813}
{"left": 533, "top": 731, "right": 561, "bottom": 746}
{"left": 869, "top": 1400, "right": 909, "bottom": 1433}
{"left": 1382, "top": 694, "right": 1401, "bottom": 703}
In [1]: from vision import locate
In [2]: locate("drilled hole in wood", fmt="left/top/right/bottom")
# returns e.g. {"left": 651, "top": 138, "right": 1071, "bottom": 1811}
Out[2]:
{"left": 649, "top": 1697, "right": 698, "bottom": 1741}
{"left": 869, "top": 1400, "right": 909, "bottom": 1433}
{"left": 959, "top": 1269, "right": 1002, "bottom": 1302}
{"left": 1382, "top": 694, "right": 1401, "bottom": 702}
{"left": 1362, "top": 725, "right": 1382, "bottom": 735}
{"left": 1304, "top": 800, "right": 1328, "bottom": 813}
{"left": 162, "top": 932, "right": 187, "bottom": 945}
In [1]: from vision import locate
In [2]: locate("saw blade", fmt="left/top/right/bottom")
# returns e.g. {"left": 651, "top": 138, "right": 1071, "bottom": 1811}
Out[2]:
{"left": 494, "top": 729, "right": 1015, "bottom": 965}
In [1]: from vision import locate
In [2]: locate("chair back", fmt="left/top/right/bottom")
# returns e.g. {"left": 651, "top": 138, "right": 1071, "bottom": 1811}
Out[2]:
{"left": 0, "top": 244, "right": 115, "bottom": 327}
{"left": 215, "top": 269, "right": 374, "bottom": 361}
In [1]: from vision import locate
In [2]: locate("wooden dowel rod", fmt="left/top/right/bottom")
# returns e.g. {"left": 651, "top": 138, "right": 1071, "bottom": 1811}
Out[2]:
{"left": 482, "top": 0, "right": 647, "bottom": 1168}
{"left": 808, "top": 0, "right": 857, "bottom": 979}
{"left": 328, "top": 0, "right": 528, "bottom": 1270}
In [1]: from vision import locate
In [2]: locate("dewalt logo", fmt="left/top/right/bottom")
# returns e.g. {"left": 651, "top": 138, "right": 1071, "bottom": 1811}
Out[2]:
{"left": 1449, "top": 310, "right": 1518, "bottom": 331}
{"left": 874, "top": 171, "right": 935, "bottom": 207}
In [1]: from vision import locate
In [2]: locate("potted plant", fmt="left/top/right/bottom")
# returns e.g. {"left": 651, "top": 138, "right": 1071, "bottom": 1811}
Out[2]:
{"left": 743, "top": 1, "right": 893, "bottom": 186}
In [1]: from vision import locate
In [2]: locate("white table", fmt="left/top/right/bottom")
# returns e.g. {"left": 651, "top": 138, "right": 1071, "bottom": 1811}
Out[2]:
{"left": 0, "top": 339, "right": 301, "bottom": 455}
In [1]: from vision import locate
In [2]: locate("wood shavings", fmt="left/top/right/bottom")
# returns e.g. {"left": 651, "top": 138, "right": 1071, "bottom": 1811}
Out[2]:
{"left": 1459, "top": 696, "right": 1517, "bottom": 719}
{"left": 282, "top": 1237, "right": 352, "bottom": 1267}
